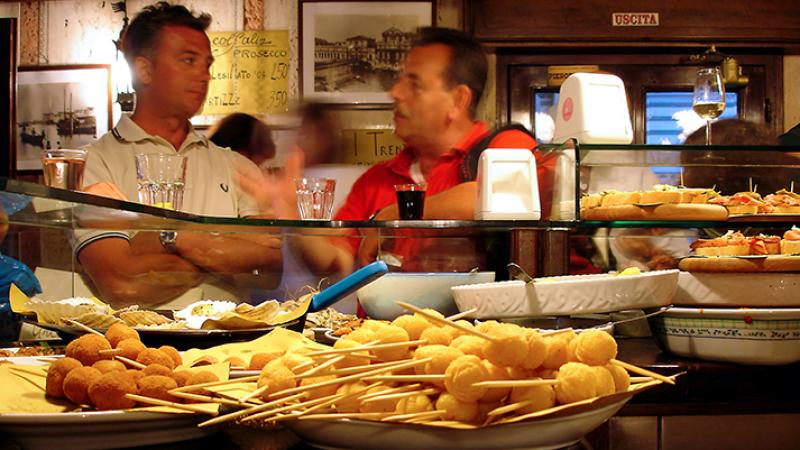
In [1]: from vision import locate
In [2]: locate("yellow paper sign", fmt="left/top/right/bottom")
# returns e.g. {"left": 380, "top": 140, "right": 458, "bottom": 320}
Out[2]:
{"left": 204, "top": 31, "right": 290, "bottom": 115}
{"left": 341, "top": 129, "right": 405, "bottom": 165}
{"left": 547, "top": 65, "right": 601, "bottom": 87}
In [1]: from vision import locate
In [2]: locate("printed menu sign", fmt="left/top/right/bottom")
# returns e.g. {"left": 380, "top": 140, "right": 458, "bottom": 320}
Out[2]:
{"left": 341, "top": 129, "right": 405, "bottom": 165}
{"left": 203, "top": 31, "right": 290, "bottom": 115}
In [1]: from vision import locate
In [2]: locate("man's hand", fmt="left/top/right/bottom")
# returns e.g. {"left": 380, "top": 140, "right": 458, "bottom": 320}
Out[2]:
{"left": 356, "top": 206, "right": 400, "bottom": 267}
{"left": 83, "top": 182, "right": 129, "bottom": 201}
{"left": 236, "top": 148, "right": 304, "bottom": 219}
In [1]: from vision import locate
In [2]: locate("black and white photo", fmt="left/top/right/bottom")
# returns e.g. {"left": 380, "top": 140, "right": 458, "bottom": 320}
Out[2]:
{"left": 301, "top": 1, "right": 433, "bottom": 104}
{"left": 16, "top": 65, "right": 111, "bottom": 171}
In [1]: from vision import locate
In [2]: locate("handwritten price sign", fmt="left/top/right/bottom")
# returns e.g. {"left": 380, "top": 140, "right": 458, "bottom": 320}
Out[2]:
{"left": 203, "top": 31, "right": 290, "bottom": 115}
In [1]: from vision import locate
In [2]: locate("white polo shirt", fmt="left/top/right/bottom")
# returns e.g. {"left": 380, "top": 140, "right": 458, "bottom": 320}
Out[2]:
{"left": 74, "top": 114, "right": 260, "bottom": 253}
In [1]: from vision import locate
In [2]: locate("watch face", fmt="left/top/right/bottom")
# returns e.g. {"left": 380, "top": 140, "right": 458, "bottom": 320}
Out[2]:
{"left": 160, "top": 231, "right": 178, "bottom": 252}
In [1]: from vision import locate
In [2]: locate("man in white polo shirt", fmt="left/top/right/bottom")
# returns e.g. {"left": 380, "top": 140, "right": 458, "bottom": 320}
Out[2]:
{"left": 75, "top": 2, "right": 282, "bottom": 308}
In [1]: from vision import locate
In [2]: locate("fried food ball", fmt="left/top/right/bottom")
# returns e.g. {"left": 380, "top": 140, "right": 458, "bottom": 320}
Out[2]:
{"left": 105, "top": 323, "right": 139, "bottom": 348}
{"left": 509, "top": 382, "right": 556, "bottom": 414}
{"left": 116, "top": 338, "right": 146, "bottom": 361}
{"left": 224, "top": 356, "right": 246, "bottom": 368}
{"left": 521, "top": 329, "right": 547, "bottom": 371}
{"left": 444, "top": 320, "right": 475, "bottom": 340}
{"left": 371, "top": 325, "right": 410, "bottom": 361}
{"left": 277, "top": 352, "right": 314, "bottom": 372}
{"left": 474, "top": 320, "right": 502, "bottom": 335}
{"left": 591, "top": 366, "right": 616, "bottom": 397}
{"left": 605, "top": 363, "right": 631, "bottom": 392}
{"left": 507, "top": 366, "right": 536, "bottom": 380}
{"left": 444, "top": 355, "right": 489, "bottom": 402}
{"left": 125, "top": 369, "right": 145, "bottom": 384}
{"left": 435, "top": 392, "right": 478, "bottom": 423}
{"left": 479, "top": 360, "right": 510, "bottom": 403}
{"left": 360, "top": 319, "right": 389, "bottom": 332}
{"left": 66, "top": 334, "right": 112, "bottom": 366}
{"left": 485, "top": 324, "right": 528, "bottom": 368}
{"left": 414, "top": 308, "right": 445, "bottom": 328}
{"left": 257, "top": 364, "right": 297, "bottom": 399}
{"left": 419, "top": 345, "right": 463, "bottom": 388}
{"left": 541, "top": 336, "right": 569, "bottom": 370}
{"left": 92, "top": 359, "right": 127, "bottom": 374}
{"left": 299, "top": 375, "right": 339, "bottom": 400}
{"left": 332, "top": 339, "right": 371, "bottom": 369}
{"left": 136, "top": 348, "right": 175, "bottom": 370}
{"left": 346, "top": 328, "right": 377, "bottom": 345}
{"left": 391, "top": 315, "right": 430, "bottom": 341}
{"left": 359, "top": 385, "right": 399, "bottom": 413}
{"left": 137, "top": 375, "right": 179, "bottom": 402}
{"left": 334, "top": 381, "right": 368, "bottom": 413}
{"left": 395, "top": 392, "right": 433, "bottom": 414}
{"left": 185, "top": 370, "right": 219, "bottom": 387}
{"left": 88, "top": 371, "right": 138, "bottom": 410}
{"left": 171, "top": 369, "right": 193, "bottom": 387}
{"left": 420, "top": 326, "right": 452, "bottom": 346}
{"left": 573, "top": 330, "right": 618, "bottom": 366}
{"left": 555, "top": 362, "right": 598, "bottom": 405}
{"left": 62, "top": 366, "right": 103, "bottom": 405}
{"left": 248, "top": 351, "right": 283, "bottom": 370}
{"left": 450, "top": 335, "right": 486, "bottom": 359}
{"left": 157, "top": 345, "right": 182, "bottom": 367}
{"left": 143, "top": 363, "right": 173, "bottom": 377}
{"left": 412, "top": 345, "right": 438, "bottom": 375}
{"left": 46, "top": 357, "right": 82, "bottom": 398}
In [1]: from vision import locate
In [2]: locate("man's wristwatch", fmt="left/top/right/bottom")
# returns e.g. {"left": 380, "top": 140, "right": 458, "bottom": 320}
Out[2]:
{"left": 159, "top": 231, "right": 178, "bottom": 253}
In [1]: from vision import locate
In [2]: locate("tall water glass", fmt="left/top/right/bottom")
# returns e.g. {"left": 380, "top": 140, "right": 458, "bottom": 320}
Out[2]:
{"left": 692, "top": 67, "right": 726, "bottom": 145}
{"left": 295, "top": 177, "right": 336, "bottom": 220}
{"left": 135, "top": 154, "right": 187, "bottom": 210}
{"left": 40, "top": 149, "right": 87, "bottom": 190}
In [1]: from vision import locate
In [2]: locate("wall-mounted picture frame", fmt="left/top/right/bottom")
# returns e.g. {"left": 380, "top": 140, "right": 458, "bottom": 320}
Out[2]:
{"left": 16, "top": 64, "right": 112, "bottom": 171}
{"left": 301, "top": 1, "right": 434, "bottom": 105}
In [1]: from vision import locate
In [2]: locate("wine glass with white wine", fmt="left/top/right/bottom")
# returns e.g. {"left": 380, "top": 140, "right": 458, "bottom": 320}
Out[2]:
{"left": 692, "top": 67, "right": 726, "bottom": 145}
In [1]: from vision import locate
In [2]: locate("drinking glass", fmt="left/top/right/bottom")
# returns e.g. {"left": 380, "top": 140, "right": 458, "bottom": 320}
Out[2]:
{"left": 135, "top": 154, "right": 187, "bottom": 210}
{"left": 294, "top": 177, "right": 336, "bottom": 220}
{"left": 40, "top": 148, "right": 87, "bottom": 190}
{"left": 394, "top": 183, "right": 427, "bottom": 219}
{"left": 692, "top": 67, "right": 726, "bottom": 145}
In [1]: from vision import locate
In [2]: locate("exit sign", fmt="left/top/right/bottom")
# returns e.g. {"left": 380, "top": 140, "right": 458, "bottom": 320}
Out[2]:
{"left": 612, "top": 12, "right": 659, "bottom": 26}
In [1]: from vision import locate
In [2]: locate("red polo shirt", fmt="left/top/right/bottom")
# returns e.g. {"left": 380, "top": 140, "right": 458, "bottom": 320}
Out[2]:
{"left": 333, "top": 122, "right": 555, "bottom": 256}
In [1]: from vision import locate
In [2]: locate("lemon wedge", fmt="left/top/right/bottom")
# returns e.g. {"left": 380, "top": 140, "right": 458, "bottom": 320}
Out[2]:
{"left": 615, "top": 267, "right": 641, "bottom": 276}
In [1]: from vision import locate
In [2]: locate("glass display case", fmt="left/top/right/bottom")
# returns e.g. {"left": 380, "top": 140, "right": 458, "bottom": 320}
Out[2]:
{"left": 2, "top": 143, "right": 799, "bottom": 311}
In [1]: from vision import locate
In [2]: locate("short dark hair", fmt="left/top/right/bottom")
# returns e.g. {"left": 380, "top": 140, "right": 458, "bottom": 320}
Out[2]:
{"left": 122, "top": 1, "right": 211, "bottom": 67}
{"left": 412, "top": 27, "right": 487, "bottom": 117}
{"left": 209, "top": 113, "right": 276, "bottom": 161}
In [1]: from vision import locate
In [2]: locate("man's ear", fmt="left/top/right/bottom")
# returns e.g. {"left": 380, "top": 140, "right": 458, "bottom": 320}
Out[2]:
{"left": 450, "top": 84, "right": 473, "bottom": 119}
{"left": 133, "top": 56, "right": 153, "bottom": 86}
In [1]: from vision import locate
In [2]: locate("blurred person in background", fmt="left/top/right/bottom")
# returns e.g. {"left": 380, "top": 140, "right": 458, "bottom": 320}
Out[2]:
{"left": 208, "top": 113, "right": 276, "bottom": 168}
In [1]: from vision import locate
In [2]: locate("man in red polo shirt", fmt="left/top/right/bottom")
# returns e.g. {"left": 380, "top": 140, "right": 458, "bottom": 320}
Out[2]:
{"left": 240, "top": 27, "right": 553, "bottom": 279}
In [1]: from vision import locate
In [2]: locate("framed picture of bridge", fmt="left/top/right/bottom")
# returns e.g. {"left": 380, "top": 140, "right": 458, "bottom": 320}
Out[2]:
{"left": 301, "top": 1, "right": 434, "bottom": 104}
{"left": 16, "top": 64, "right": 111, "bottom": 171}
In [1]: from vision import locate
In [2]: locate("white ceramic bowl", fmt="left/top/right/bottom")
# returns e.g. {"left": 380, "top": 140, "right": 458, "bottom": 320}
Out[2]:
{"left": 451, "top": 269, "right": 678, "bottom": 318}
{"left": 675, "top": 271, "right": 800, "bottom": 307}
{"left": 648, "top": 307, "right": 800, "bottom": 365}
{"left": 356, "top": 272, "right": 495, "bottom": 320}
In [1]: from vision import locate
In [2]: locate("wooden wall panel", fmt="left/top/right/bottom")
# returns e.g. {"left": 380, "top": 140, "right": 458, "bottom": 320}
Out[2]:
{"left": 467, "top": 0, "right": 800, "bottom": 47}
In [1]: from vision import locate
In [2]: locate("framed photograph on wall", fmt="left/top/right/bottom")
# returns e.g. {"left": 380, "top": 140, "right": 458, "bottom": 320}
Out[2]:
{"left": 16, "top": 64, "right": 112, "bottom": 171}
{"left": 301, "top": 1, "right": 434, "bottom": 104}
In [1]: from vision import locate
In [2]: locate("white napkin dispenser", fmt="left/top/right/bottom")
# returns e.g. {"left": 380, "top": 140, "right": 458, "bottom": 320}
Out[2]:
{"left": 475, "top": 149, "right": 540, "bottom": 220}
{"left": 553, "top": 72, "right": 633, "bottom": 144}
